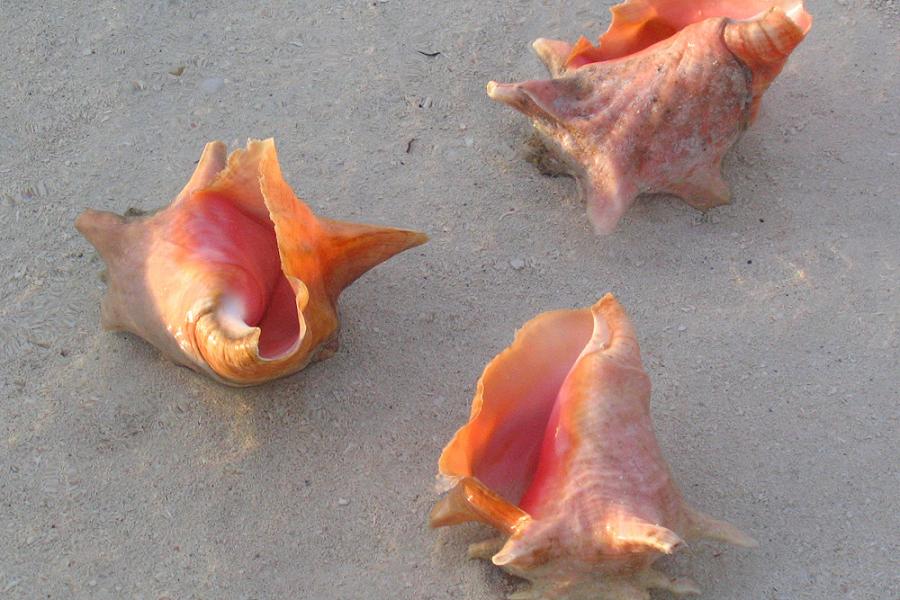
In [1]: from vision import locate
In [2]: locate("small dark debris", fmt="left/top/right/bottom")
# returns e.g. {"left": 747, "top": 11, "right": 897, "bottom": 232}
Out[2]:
{"left": 124, "top": 207, "right": 148, "bottom": 217}
{"left": 405, "top": 138, "right": 416, "bottom": 154}
{"left": 759, "top": 218, "right": 765, "bottom": 223}
{"left": 416, "top": 50, "right": 441, "bottom": 57}
{"left": 60, "top": 349, "right": 69, "bottom": 357}
{"left": 747, "top": 260, "right": 753, "bottom": 264}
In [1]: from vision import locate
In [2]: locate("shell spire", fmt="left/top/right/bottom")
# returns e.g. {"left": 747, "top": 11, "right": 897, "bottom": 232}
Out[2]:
{"left": 76, "top": 139, "right": 427, "bottom": 386}
{"left": 724, "top": 4, "right": 813, "bottom": 119}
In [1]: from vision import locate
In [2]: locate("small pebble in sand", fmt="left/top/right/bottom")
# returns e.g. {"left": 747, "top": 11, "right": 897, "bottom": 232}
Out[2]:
{"left": 200, "top": 77, "right": 225, "bottom": 94}
{"left": 337, "top": 498, "right": 350, "bottom": 507}
{"left": 510, "top": 258, "right": 525, "bottom": 271}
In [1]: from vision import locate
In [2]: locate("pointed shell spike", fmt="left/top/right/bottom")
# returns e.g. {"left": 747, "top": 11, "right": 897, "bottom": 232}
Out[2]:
{"left": 531, "top": 38, "right": 575, "bottom": 77}
{"left": 316, "top": 218, "right": 429, "bottom": 300}
{"left": 430, "top": 476, "right": 531, "bottom": 535}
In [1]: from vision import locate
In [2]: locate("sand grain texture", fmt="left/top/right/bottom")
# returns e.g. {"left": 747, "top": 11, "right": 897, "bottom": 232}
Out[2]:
{"left": 0, "top": 1, "right": 898, "bottom": 599}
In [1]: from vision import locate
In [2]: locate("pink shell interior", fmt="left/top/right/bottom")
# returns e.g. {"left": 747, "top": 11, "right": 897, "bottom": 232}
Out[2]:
{"left": 441, "top": 308, "right": 596, "bottom": 505}
{"left": 174, "top": 189, "right": 301, "bottom": 359}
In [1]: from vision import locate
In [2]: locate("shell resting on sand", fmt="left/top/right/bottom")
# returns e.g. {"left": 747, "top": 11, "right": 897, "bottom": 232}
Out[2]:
{"left": 430, "top": 295, "right": 755, "bottom": 599}
{"left": 75, "top": 139, "right": 427, "bottom": 386}
{"left": 487, "top": 0, "right": 812, "bottom": 233}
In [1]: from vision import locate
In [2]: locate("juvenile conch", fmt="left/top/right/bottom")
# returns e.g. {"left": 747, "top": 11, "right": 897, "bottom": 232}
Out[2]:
{"left": 487, "top": 0, "right": 812, "bottom": 233}
{"left": 76, "top": 139, "right": 427, "bottom": 386}
{"left": 430, "top": 295, "right": 756, "bottom": 599}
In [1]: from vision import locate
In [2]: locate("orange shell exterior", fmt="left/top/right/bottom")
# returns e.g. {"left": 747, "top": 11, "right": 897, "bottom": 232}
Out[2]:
{"left": 431, "top": 295, "right": 755, "bottom": 599}
{"left": 487, "top": 0, "right": 811, "bottom": 234}
{"left": 76, "top": 139, "right": 426, "bottom": 386}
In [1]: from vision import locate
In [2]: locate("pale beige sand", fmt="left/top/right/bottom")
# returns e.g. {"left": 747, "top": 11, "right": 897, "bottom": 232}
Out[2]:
{"left": 1, "top": 1, "right": 898, "bottom": 599}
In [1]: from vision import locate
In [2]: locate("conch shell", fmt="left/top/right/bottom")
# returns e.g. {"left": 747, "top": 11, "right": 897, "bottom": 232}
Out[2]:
{"left": 487, "top": 0, "right": 812, "bottom": 233}
{"left": 430, "top": 295, "right": 755, "bottom": 599}
{"left": 76, "top": 139, "right": 427, "bottom": 386}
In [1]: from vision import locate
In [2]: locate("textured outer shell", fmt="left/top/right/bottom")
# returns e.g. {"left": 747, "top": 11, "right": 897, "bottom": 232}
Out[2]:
{"left": 487, "top": 0, "right": 811, "bottom": 233}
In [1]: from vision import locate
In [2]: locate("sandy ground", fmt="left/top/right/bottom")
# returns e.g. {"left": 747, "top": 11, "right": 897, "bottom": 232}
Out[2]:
{"left": 1, "top": 1, "right": 898, "bottom": 599}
